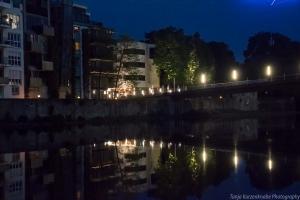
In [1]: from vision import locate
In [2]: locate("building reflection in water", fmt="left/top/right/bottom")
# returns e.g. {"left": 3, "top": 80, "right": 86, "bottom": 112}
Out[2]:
{"left": 0, "top": 138, "right": 300, "bottom": 200}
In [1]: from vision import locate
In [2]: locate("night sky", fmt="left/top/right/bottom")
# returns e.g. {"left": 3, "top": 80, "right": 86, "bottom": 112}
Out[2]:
{"left": 75, "top": 0, "right": 300, "bottom": 61}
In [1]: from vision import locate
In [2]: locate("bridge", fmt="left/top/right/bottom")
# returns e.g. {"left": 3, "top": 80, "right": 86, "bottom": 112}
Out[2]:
{"left": 0, "top": 74, "right": 300, "bottom": 122}
{"left": 127, "top": 73, "right": 300, "bottom": 99}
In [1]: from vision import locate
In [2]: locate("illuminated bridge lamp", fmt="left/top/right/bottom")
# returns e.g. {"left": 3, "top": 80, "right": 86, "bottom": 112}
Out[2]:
{"left": 266, "top": 65, "right": 272, "bottom": 77}
{"left": 268, "top": 158, "right": 273, "bottom": 171}
{"left": 231, "top": 69, "right": 238, "bottom": 81}
{"left": 200, "top": 73, "right": 207, "bottom": 84}
{"left": 202, "top": 148, "right": 207, "bottom": 163}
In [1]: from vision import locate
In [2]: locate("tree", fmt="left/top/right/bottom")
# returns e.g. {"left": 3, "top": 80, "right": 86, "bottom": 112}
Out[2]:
{"left": 145, "top": 27, "right": 190, "bottom": 86}
{"left": 113, "top": 36, "right": 138, "bottom": 97}
{"left": 243, "top": 32, "right": 300, "bottom": 79}
{"left": 208, "top": 42, "right": 237, "bottom": 82}
{"left": 185, "top": 50, "right": 200, "bottom": 85}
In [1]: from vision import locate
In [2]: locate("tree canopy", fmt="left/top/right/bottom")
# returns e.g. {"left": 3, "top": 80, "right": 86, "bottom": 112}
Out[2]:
{"left": 243, "top": 32, "right": 300, "bottom": 79}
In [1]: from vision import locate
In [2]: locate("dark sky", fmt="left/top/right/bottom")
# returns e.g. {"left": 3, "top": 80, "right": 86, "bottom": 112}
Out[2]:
{"left": 75, "top": 0, "right": 300, "bottom": 61}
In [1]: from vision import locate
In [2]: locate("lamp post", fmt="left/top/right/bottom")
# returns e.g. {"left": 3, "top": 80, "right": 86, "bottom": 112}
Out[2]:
{"left": 200, "top": 73, "right": 207, "bottom": 85}
{"left": 265, "top": 65, "right": 272, "bottom": 80}
{"left": 231, "top": 69, "right": 238, "bottom": 81}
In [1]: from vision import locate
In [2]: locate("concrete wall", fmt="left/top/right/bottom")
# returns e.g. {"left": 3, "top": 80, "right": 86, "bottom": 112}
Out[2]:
{"left": 0, "top": 92, "right": 258, "bottom": 121}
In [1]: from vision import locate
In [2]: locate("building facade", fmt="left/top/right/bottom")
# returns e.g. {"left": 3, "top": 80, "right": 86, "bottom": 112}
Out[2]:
{"left": 23, "top": 0, "right": 55, "bottom": 99}
{"left": 0, "top": 0, "right": 24, "bottom": 99}
{"left": 82, "top": 23, "right": 114, "bottom": 99}
{"left": 117, "top": 41, "right": 160, "bottom": 92}
{"left": 0, "top": 152, "right": 25, "bottom": 200}
{"left": 72, "top": 4, "right": 90, "bottom": 99}
{"left": 51, "top": 0, "right": 74, "bottom": 99}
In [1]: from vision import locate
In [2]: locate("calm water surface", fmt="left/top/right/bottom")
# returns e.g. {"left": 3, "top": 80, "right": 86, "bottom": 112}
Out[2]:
{"left": 1, "top": 117, "right": 300, "bottom": 200}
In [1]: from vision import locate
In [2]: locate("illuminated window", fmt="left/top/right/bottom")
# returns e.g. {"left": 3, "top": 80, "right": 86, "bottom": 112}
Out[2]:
{"left": 75, "top": 42, "right": 80, "bottom": 50}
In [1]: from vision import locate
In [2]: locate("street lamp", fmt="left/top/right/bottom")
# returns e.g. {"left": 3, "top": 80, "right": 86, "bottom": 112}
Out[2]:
{"left": 231, "top": 69, "right": 238, "bottom": 81}
{"left": 265, "top": 65, "right": 272, "bottom": 78}
{"left": 200, "top": 73, "right": 207, "bottom": 84}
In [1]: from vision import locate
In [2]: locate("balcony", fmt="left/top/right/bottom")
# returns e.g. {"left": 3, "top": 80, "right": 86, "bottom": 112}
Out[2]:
{"left": 42, "top": 61, "right": 53, "bottom": 71}
{"left": 0, "top": 39, "right": 13, "bottom": 48}
{"left": 0, "top": 162, "right": 9, "bottom": 172}
{"left": 27, "top": 34, "right": 46, "bottom": 53}
{"left": 0, "top": 76, "right": 8, "bottom": 85}
{"left": 33, "top": 25, "right": 55, "bottom": 37}
{"left": 0, "top": 18, "right": 10, "bottom": 28}
{"left": 0, "top": 0, "right": 11, "bottom": 10}
{"left": 29, "top": 77, "right": 43, "bottom": 88}
{"left": 42, "top": 25, "right": 54, "bottom": 37}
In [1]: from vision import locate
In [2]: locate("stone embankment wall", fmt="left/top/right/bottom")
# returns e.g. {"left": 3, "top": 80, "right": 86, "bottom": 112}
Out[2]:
{"left": 0, "top": 92, "right": 258, "bottom": 121}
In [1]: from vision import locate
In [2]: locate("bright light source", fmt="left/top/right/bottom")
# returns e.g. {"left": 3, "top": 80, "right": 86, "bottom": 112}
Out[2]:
{"left": 159, "top": 88, "right": 163, "bottom": 93}
{"left": 202, "top": 148, "right": 207, "bottom": 163}
{"left": 150, "top": 140, "right": 155, "bottom": 148}
{"left": 104, "top": 91, "right": 107, "bottom": 95}
{"left": 268, "top": 159, "right": 273, "bottom": 171}
{"left": 141, "top": 90, "right": 145, "bottom": 96}
{"left": 37, "top": 94, "right": 41, "bottom": 99}
{"left": 231, "top": 69, "right": 238, "bottom": 81}
{"left": 160, "top": 141, "right": 163, "bottom": 149}
{"left": 233, "top": 151, "right": 239, "bottom": 169}
{"left": 266, "top": 65, "right": 272, "bottom": 77}
{"left": 133, "top": 90, "right": 136, "bottom": 96}
{"left": 177, "top": 87, "right": 181, "bottom": 93}
{"left": 200, "top": 73, "right": 207, "bottom": 84}
{"left": 92, "top": 90, "right": 96, "bottom": 95}
{"left": 77, "top": 96, "right": 81, "bottom": 99}
{"left": 142, "top": 140, "right": 145, "bottom": 147}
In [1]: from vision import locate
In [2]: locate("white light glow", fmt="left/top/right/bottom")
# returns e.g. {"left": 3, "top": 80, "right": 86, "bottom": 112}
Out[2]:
{"left": 231, "top": 69, "right": 238, "bottom": 81}
{"left": 268, "top": 159, "right": 273, "bottom": 171}
{"left": 266, "top": 65, "right": 272, "bottom": 77}
{"left": 200, "top": 73, "right": 207, "bottom": 84}
{"left": 202, "top": 149, "right": 207, "bottom": 163}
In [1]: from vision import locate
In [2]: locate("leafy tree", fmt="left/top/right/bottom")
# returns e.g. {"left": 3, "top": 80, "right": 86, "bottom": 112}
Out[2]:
{"left": 243, "top": 32, "right": 300, "bottom": 79}
{"left": 185, "top": 50, "right": 200, "bottom": 85}
{"left": 145, "top": 27, "right": 190, "bottom": 86}
{"left": 208, "top": 42, "right": 237, "bottom": 82}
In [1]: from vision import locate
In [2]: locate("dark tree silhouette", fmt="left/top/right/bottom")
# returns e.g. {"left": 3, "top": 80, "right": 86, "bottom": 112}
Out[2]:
{"left": 243, "top": 32, "right": 300, "bottom": 80}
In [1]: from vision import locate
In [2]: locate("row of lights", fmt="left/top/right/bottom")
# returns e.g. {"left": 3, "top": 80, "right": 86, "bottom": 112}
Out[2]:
{"left": 70, "top": 65, "right": 274, "bottom": 100}
{"left": 101, "top": 139, "right": 274, "bottom": 172}
{"left": 200, "top": 65, "right": 273, "bottom": 85}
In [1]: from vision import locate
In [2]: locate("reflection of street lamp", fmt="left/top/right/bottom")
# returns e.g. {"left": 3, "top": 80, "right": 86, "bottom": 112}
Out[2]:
{"left": 231, "top": 69, "right": 238, "bottom": 81}
{"left": 200, "top": 73, "right": 207, "bottom": 84}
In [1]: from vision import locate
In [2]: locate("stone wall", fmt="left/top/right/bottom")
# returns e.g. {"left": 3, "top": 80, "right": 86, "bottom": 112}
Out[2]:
{"left": 0, "top": 92, "right": 258, "bottom": 121}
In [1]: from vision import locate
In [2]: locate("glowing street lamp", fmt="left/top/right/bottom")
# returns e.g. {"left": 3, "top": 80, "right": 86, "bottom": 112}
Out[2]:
{"left": 231, "top": 69, "right": 238, "bottom": 81}
{"left": 266, "top": 65, "right": 272, "bottom": 77}
{"left": 200, "top": 73, "right": 207, "bottom": 84}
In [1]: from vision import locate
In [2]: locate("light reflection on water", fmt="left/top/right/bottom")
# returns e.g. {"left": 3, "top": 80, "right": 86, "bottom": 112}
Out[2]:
{"left": 1, "top": 138, "right": 300, "bottom": 200}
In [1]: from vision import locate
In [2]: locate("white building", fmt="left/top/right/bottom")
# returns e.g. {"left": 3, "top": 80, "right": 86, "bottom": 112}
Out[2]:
{"left": 0, "top": 152, "right": 25, "bottom": 200}
{"left": 117, "top": 41, "right": 160, "bottom": 91}
{"left": 0, "top": 0, "right": 24, "bottom": 98}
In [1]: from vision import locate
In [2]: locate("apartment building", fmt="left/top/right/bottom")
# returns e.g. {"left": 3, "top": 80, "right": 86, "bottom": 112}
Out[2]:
{"left": 0, "top": 0, "right": 24, "bottom": 99}
{"left": 24, "top": 0, "right": 55, "bottom": 98}
{"left": 0, "top": 152, "right": 25, "bottom": 200}
{"left": 117, "top": 41, "right": 160, "bottom": 92}
{"left": 82, "top": 23, "right": 114, "bottom": 99}
{"left": 72, "top": 4, "right": 90, "bottom": 99}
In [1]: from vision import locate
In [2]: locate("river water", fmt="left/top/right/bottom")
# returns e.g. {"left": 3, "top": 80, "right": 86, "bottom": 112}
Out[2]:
{"left": 0, "top": 116, "right": 300, "bottom": 199}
